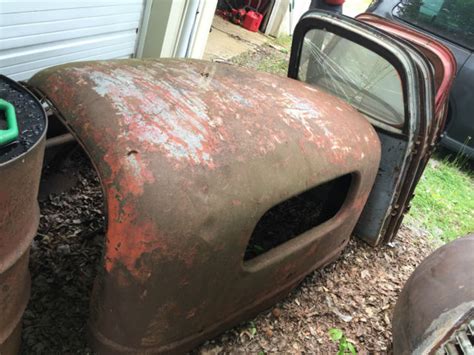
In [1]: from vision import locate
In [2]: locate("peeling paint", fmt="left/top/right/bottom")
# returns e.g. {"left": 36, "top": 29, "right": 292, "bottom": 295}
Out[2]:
{"left": 83, "top": 67, "right": 217, "bottom": 167}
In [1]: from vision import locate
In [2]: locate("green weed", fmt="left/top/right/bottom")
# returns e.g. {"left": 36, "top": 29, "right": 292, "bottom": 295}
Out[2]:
{"left": 329, "top": 328, "right": 357, "bottom": 355}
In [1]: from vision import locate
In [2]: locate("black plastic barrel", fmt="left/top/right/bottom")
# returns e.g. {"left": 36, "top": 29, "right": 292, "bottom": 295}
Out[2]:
{"left": 0, "top": 76, "right": 47, "bottom": 354}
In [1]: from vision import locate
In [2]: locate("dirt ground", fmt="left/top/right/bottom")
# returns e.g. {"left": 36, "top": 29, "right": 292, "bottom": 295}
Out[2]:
{"left": 21, "top": 41, "right": 439, "bottom": 353}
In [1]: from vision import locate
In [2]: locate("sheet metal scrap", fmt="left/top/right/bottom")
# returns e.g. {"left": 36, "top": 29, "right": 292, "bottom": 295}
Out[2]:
{"left": 29, "top": 59, "right": 381, "bottom": 353}
{"left": 393, "top": 234, "right": 474, "bottom": 354}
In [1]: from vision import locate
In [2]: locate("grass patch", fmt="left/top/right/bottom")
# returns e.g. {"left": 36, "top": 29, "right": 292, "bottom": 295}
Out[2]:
{"left": 407, "top": 154, "right": 474, "bottom": 242}
{"left": 255, "top": 53, "right": 289, "bottom": 75}
{"left": 231, "top": 46, "right": 289, "bottom": 76}
{"left": 273, "top": 35, "right": 293, "bottom": 50}
{"left": 231, "top": 35, "right": 292, "bottom": 77}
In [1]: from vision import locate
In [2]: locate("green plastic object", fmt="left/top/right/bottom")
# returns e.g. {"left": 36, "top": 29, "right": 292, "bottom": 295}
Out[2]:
{"left": 0, "top": 99, "right": 19, "bottom": 146}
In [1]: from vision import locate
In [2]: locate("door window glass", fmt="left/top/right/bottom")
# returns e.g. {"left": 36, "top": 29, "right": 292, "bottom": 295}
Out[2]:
{"left": 394, "top": 0, "right": 474, "bottom": 50}
{"left": 298, "top": 29, "right": 405, "bottom": 129}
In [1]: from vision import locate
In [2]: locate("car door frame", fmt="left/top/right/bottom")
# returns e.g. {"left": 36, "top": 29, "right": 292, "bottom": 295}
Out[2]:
{"left": 357, "top": 14, "right": 456, "bottom": 243}
{"left": 287, "top": 10, "right": 429, "bottom": 246}
{"left": 382, "top": 43, "right": 435, "bottom": 243}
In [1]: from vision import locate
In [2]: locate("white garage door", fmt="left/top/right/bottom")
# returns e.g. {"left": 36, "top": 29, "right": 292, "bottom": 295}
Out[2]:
{"left": 0, "top": 1, "right": 144, "bottom": 81}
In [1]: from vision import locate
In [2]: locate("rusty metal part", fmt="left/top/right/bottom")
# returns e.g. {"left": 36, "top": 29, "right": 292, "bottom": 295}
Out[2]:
{"left": 45, "top": 133, "right": 75, "bottom": 149}
{"left": 29, "top": 59, "right": 381, "bottom": 353}
{"left": 434, "top": 317, "right": 474, "bottom": 355}
{"left": 393, "top": 234, "right": 474, "bottom": 355}
{"left": 0, "top": 79, "right": 47, "bottom": 354}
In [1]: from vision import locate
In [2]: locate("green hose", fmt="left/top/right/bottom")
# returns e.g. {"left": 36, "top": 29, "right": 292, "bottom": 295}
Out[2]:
{"left": 0, "top": 99, "right": 19, "bottom": 146}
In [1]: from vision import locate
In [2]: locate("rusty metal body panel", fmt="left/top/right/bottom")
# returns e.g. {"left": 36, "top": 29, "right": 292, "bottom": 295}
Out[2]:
{"left": 393, "top": 234, "right": 474, "bottom": 354}
{"left": 29, "top": 59, "right": 381, "bottom": 353}
{"left": 0, "top": 78, "right": 47, "bottom": 354}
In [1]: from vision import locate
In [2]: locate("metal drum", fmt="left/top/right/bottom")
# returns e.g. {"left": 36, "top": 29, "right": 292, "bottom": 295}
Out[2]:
{"left": 0, "top": 76, "right": 47, "bottom": 354}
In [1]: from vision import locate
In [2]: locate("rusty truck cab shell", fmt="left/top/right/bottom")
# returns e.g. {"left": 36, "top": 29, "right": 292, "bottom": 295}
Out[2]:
{"left": 29, "top": 59, "right": 380, "bottom": 353}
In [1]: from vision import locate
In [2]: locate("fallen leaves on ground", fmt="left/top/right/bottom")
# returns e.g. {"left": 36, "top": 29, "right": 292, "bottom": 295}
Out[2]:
{"left": 22, "top": 150, "right": 103, "bottom": 354}
{"left": 197, "top": 226, "right": 437, "bottom": 354}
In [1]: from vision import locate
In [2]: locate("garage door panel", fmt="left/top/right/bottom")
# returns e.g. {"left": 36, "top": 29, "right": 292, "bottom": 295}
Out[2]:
{"left": 0, "top": 5, "right": 142, "bottom": 26}
{"left": 1, "top": 22, "right": 140, "bottom": 51}
{"left": 1, "top": 13, "right": 141, "bottom": 39}
{"left": 1, "top": 42, "right": 136, "bottom": 76}
{"left": 0, "top": 32, "right": 137, "bottom": 67}
{"left": 0, "top": 1, "right": 142, "bottom": 14}
{"left": 0, "top": 0, "right": 144, "bottom": 80}
{"left": 9, "top": 47, "right": 138, "bottom": 81}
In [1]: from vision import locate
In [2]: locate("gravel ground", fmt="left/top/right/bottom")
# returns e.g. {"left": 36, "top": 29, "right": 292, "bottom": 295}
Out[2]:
{"left": 21, "top": 148, "right": 438, "bottom": 354}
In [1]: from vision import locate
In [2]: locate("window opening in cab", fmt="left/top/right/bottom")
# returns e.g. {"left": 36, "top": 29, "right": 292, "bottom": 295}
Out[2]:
{"left": 244, "top": 174, "right": 352, "bottom": 261}
{"left": 298, "top": 29, "right": 405, "bottom": 133}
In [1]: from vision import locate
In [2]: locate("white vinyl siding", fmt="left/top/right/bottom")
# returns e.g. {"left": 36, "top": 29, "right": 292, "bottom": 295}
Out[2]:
{"left": 0, "top": 1, "right": 144, "bottom": 81}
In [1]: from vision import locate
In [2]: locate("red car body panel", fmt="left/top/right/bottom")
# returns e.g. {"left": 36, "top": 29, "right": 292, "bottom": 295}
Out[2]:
{"left": 29, "top": 59, "right": 380, "bottom": 353}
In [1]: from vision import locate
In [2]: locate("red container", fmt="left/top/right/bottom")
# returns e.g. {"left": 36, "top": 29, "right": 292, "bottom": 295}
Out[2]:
{"left": 231, "top": 8, "right": 247, "bottom": 25}
{"left": 242, "top": 10, "right": 263, "bottom": 32}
